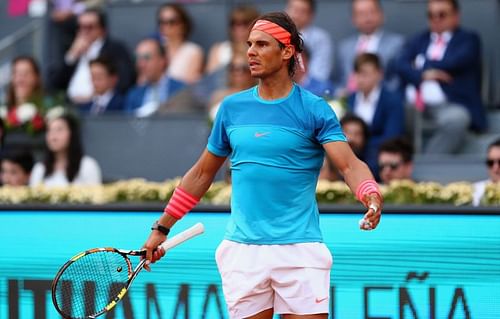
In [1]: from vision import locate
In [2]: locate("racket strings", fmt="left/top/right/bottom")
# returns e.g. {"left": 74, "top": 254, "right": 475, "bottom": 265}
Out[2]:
{"left": 54, "top": 251, "right": 131, "bottom": 319}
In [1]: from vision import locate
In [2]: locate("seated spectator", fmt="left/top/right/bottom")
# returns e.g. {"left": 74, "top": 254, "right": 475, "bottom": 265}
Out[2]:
{"left": 286, "top": 0, "right": 333, "bottom": 81}
{"left": 206, "top": 5, "right": 259, "bottom": 74}
{"left": 341, "top": 113, "right": 370, "bottom": 161}
{"left": 124, "top": 39, "right": 186, "bottom": 117}
{"left": 77, "top": 57, "right": 124, "bottom": 114}
{"left": 4, "top": 56, "right": 44, "bottom": 110}
{"left": 30, "top": 112, "right": 102, "bottom": 187}
{"left": 293, "top": 47, "right": 335, "bottom": 98}
{"left": 336, "top": 0, "right": 404, "bottom": 95}
{"left": 319, "top": 114, "right": 369, "bottom": 181}
{"left": 473, "top": 138, "right": 500, "bottom": 206}
{"left": 347, "top": 53, "right": 405, "bottom": 174}
{"left": 209, "top": 53, "right": 257, "bottom": 120}
{"left": 155, "top": 3, "right": 204, "bottom": 84}
{"left": 50, "top": 9, "right": 135, "bottom": 104}
{"left": 378, "top": 137, "right": 414, "bottom": 185}
{"left": 0, "top": 149, "right": 34, "bottom": 186}
{"left": 397, "top": 0, "right": 487, "bottom": 153}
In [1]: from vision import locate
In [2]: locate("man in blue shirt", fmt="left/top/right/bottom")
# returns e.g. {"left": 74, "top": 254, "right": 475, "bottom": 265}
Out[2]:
{"left": 143, "top": 12, "right": 383, "bottom": 319}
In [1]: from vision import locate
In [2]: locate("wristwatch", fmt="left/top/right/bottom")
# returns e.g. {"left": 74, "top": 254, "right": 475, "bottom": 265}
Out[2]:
{"left": 151, "top": 221, "right": 170, "bottom": 236}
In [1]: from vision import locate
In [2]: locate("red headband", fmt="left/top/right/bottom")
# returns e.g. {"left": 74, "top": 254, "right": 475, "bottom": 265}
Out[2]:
{"left": 250, "top": 19, "right": 305, "bottom": 73}
{"left": 251, "top": 19, "right": 291, "bottom": 46}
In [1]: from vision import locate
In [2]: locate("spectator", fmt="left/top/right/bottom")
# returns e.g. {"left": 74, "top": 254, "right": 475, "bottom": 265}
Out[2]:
{"left": 341, "top": 113, "right": 370, "bottom": 160}
{"left": 29, "top": 112, "right": 102, "bottom": 187}
{"left": 0, "top": 149, "right": 34, "bottom": 186}
{"left": 5, "top": 56, "right": 44, "bottom": 109}
{"left": 205, "top": 5, "right": 259, "bottom": 74}
{"left": 378, "top": 137, "right": 414, "bottom": 185}
{"left": 398, "top": 0, "right": 487, "bottom": 153}
{"left": 293, "top": 47, "right": 335, "bottom": 98}
{"left": 47, "top": 0, "right": 105, "bottom": 68}
{"left": 1, "top": 56, "right": 46, "bottom": 135}
{"left": 473, "top": 138, "right": 500, "bottom": 206}
{"left": 156, "top": 3, "right": 204, "bottom": 84}
{"left": 124, "top": 39, "right": 186, "bottom": 117}
{"left": 50, "top": 9, "right": 135, "bottom": 104}
{"left": 77, "top": 57, "right": 124, "bottom": 114}
{"left": 347, "top": 53, "right": 405, "bottom": 175}
{"left": 209, "top": 53, "right": 257, "bottom": 121}
{"left": 285, "top": 0, "right": 333, "bottom": 81}
{"left": 336, "top": 0, "right": 404, "bottom": 95}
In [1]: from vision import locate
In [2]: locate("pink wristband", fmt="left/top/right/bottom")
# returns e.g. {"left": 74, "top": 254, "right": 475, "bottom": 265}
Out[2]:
{"left": 164, "top": 187, "right": 200, "bottom": 219}
{"left": 355, "top": 179, "right": 381, "bottom": 203}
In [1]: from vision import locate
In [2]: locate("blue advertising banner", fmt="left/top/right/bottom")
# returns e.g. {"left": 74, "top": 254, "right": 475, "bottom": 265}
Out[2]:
{"left": 1, "top": 211, "right": 499, "bottom": 319}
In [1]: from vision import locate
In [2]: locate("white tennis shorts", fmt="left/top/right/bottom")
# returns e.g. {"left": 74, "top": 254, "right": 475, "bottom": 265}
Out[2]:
{"left": 215, "top": 240, "right": 333, "bottom": 318}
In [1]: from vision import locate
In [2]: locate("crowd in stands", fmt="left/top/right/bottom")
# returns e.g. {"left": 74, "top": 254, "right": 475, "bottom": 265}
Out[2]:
{"left": 0, "top": 0, "right": 498, "bottom": 205}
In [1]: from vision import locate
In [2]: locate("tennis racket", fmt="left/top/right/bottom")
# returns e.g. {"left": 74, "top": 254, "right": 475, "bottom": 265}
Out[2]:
{"left": 51, "top": 222, "right": 204, "bottom": 319}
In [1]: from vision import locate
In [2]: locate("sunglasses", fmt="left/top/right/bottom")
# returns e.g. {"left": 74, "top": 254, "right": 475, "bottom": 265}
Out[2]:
{"left": 79, "top": 23, "right": 98, "bottom": 31}
{"left": 158, "top": 18, "right": 181, "bottom": 26}
{"left": 427, "top": 11, "right": 451, "bottom": 20}
{"left": 379, "top": 162, "right": 403, "bottom": 171}
{"left": 486, "top": 159, "right": 500, "bottom": 168}
{"left": 135, "top": 53, "right": 153, "bottom": 61}
{"left": 230, "top": 20, "right": 250, "bottom": 27}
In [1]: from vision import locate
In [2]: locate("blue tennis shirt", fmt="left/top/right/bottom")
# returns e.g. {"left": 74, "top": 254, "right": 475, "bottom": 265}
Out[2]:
{"left": 208, "top": 84, "right": 346, "bottom": 244}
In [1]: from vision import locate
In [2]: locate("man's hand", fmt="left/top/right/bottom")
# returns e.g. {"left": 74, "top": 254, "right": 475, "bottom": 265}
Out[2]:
{"left": 359, "top": 193, "right": 383, "bottom": 231}
{"left": 142, "top": 230, "right": 167, "bottom": 271}
{"left": 67, "top": 35, "right": 91, "bottom": 61}
{"left": 423, "top": 69, "right": 452, "bottom": 83}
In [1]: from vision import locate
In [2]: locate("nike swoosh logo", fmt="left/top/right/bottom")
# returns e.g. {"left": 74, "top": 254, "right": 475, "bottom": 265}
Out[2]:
{"left": 315, "top": 297, "right": 328, "bottom": 303}
{"left": 254, "top": 132, "right": 271, "bottom": 138}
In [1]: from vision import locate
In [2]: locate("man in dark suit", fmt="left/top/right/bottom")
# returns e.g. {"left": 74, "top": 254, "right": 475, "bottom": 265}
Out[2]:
{"left": 347, "top": 53, "right": 405, "bottom": 177}
{"left": 49, "top": 9, "right": 135, "bottom": 105}
{"left": 77, "top": 57, "right": 124, "bottom": 114}
{"left": 124, "top": 38, "right": 186, "bottom": 117}
{"left": 397, "top": 0, "right": 487, "bottom": 153}
{"left": 336, "top": 0, "right": 404, "bottom": 95}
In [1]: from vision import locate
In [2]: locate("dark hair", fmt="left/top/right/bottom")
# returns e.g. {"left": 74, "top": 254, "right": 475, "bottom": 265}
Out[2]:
{"left": 1, "top": 148, "right": 34, "bottom": 174}
{"left": 89, "top": 56, "right": 118, "bottom": 76}
{"left": 250, "top": 12, "right": 304, "bottom": 77}
{"left": 378, "top": 137, "right": 414, "bottom": 163}
{"left": 289, "top": 0, "right": 317, "bottom": 13}
{"left": 428, "top": 0, "right": 460, "bottom": 11}
{"left": 82, "top": 8, "right": 107, "bottom": 30}
{"left": 353, "top": 52, "right": 382, "bottom": 72}
{"left": 352, "top": 0, "right": 382, "bottom": 12}
{"left": 340, "top": 113, "right": 370, "bottom": 143}
{"left": 229, "top": 5, "right": 260, "bottom": 27}
{"left": 157, "top": 3, "right": 193, "bottom": 40}
{"left": 44, "top": 114, "right": 84, "bottom": 182}
{"left": 6, "top": 56, "right": 42, "bottom": 108}
{"left": 487, "top": 138, "right": 500, "bottom": 151}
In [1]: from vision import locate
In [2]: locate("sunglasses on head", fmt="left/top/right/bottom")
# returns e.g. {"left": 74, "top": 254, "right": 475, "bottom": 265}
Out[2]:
{"left": 486, "top": 159, "right": 500, "bottom": 168}
{"left": 379, "top": 162, "right": 403, "bottom": 171}
{"left": 427, "top": 10, "right": 451, "bottom": 20}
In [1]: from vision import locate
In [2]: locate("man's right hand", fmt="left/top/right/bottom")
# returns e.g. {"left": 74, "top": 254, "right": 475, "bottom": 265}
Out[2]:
{"left": 142, "top": 230, "right": 167, "bottom": 271}
{"left": 423, "top": 69, "right": 452, "bottom": 83}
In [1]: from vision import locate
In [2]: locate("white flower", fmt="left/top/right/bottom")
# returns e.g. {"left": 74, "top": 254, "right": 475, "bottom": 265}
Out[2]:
{"left": 16, "top": 103, "right": 37, "bottom": 123}
{"left": 45, "top": 105, "right": 66, "bottom": 121}
{"left": 0, "top": 105, "right": 7, "bottom": 119}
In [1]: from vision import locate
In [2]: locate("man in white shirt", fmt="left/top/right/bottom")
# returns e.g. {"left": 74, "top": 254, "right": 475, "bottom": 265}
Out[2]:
{"left": 473, "top": 138, "right": 500, "bottom": 206}
{"left": 50, "top": 9, "right": 135, "bottom": 104}
{"left": 286, "top": 0, "right": 333, "bottom": 81}
{"left": 336, "top": 0, "right": 404, "bottom": 95}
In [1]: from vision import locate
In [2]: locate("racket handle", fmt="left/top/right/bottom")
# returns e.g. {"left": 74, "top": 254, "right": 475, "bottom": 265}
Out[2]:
{"left": 159, "top": 222, "right": 205, "bottom": 251}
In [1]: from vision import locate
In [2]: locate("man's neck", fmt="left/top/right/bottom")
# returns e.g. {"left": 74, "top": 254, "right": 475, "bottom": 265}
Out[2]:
{"left": 258, "top": 73, "right": 294, "bottom": 100}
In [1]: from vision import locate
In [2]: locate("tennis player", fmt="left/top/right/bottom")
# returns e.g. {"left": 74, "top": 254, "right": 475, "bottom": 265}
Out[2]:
{"left": 143, "top": 12, "right": 383, "bottom": 319}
